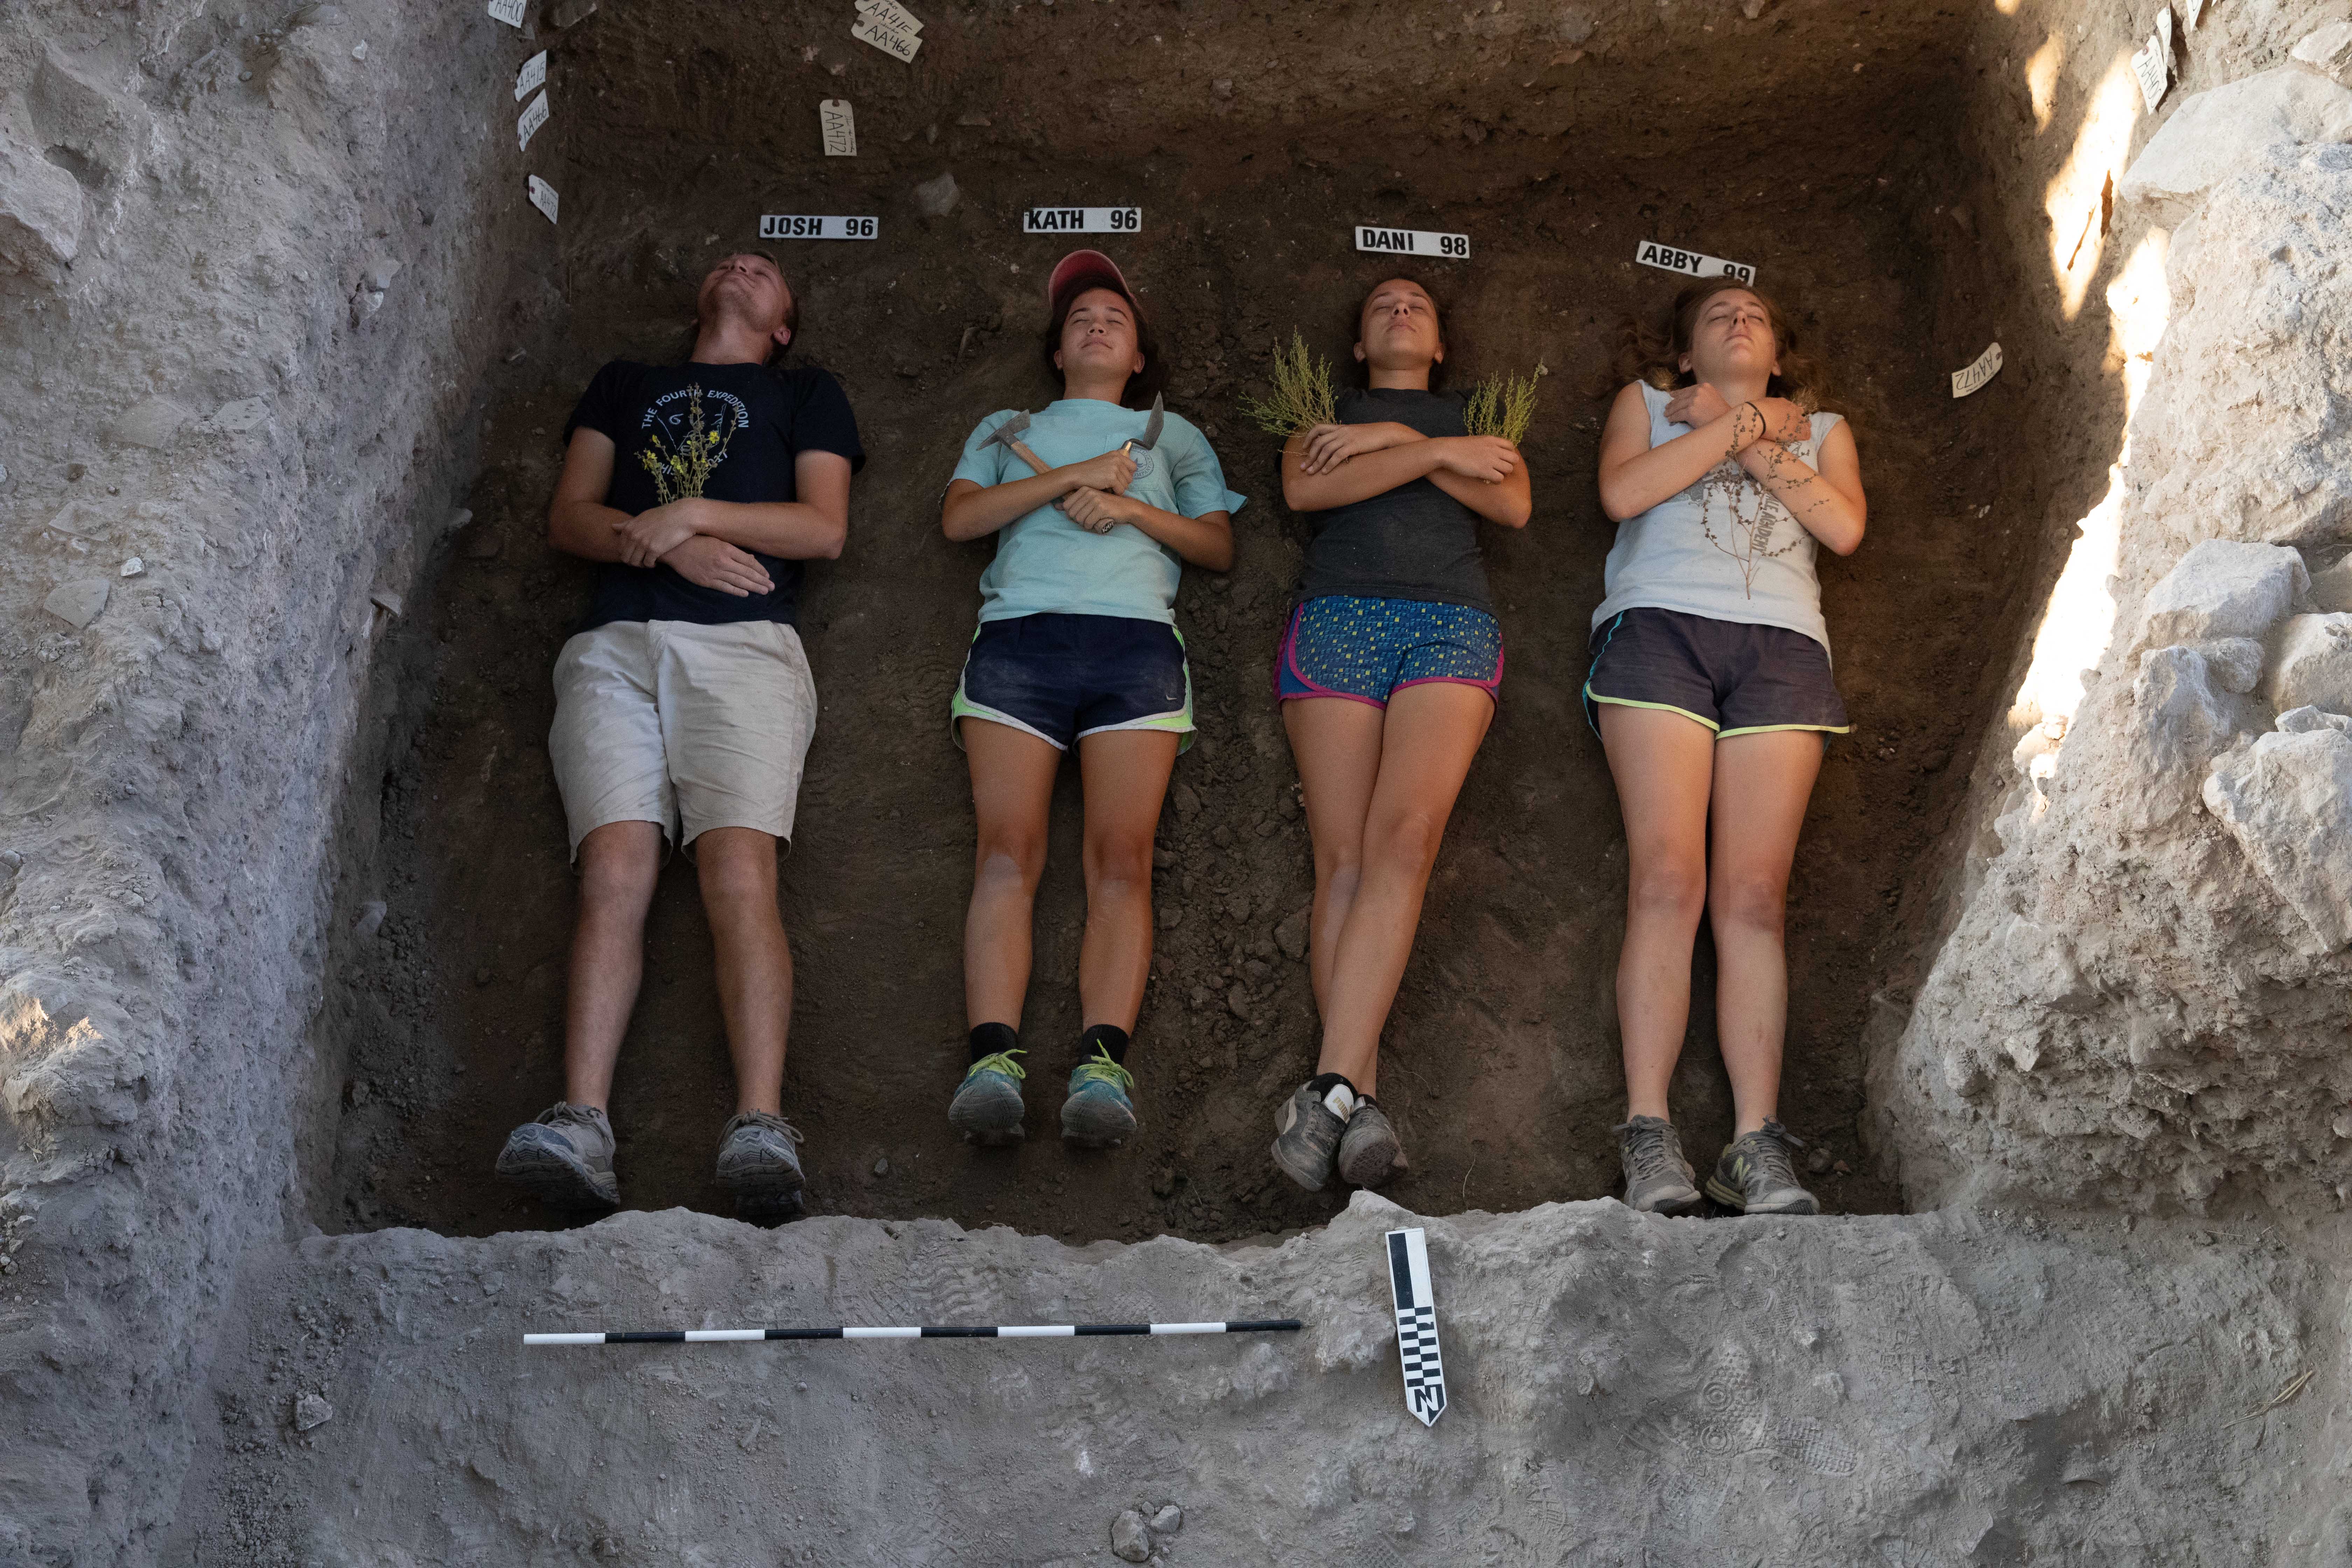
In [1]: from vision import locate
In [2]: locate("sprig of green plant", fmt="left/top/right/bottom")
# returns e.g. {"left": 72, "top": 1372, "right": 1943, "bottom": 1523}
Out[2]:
{"left": 1238, "top": 331, "right": 1337, "bottom": 437}
{"left": 636, "top": 385, "right": 729, "bottom": 504}
{"left": 1463, "top": 363, "right": 1546, "bottom": 444}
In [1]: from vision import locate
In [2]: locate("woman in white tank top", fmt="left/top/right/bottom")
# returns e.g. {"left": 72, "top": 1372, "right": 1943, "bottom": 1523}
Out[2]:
{"left": 1588, "top": 281, "right": 1868, "bottom": 1218}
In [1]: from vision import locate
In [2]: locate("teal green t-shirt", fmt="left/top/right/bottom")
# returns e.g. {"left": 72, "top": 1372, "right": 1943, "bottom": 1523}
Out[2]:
{"left": 951, "top": 398, "right": 1245, "bottom": 625}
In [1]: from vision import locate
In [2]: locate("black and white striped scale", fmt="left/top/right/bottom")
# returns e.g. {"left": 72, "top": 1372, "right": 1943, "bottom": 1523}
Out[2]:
{"left": 1386, "top": 1226, "right": 1447, "bottom": 1427}
{"left": 525, "top": 1319, "right": 1301, "bottom": 1346}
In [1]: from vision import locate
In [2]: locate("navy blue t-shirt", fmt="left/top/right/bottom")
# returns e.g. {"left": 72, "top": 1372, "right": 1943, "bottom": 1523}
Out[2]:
{"left": 562, "top": 360, "right": 865, "bottom": 629}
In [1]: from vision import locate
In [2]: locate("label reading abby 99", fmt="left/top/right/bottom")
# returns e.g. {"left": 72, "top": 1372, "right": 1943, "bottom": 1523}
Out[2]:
{"left": 759, "top": 215, "right": 880, "bottom": 241}
{"left": 1355, "top": 226, "right": 1470, "bottom": 258}
{"left": 1634, "top": 240, "right": 1755, "bottom": 284}
{"left": 1023, "top": 207, "right": 1140, "bottom": 234}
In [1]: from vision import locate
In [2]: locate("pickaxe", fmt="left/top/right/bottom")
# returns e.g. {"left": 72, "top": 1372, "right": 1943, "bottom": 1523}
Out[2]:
{"left": 977, "top": 410, "right": 1051, "bottom": 477}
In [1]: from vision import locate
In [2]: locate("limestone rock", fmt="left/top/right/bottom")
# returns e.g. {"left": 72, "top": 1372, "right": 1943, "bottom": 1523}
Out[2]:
{"left": 211, "top": 397, "right": 272, "bottom": 434}
{"left": 1274, "top": 905, "right": 1310, "bottom": 962}
{"left": 1110, "top": 1510, "right": 1151, "bottom": 1562}
{"left": 2309, "top": 556, "right": 2352, "bottom": 612}
{"left": 2136, "top": 540, "right": 2308, "bottom": 649}
{"left": 2276, "top": 705, "right": 2352, "bottom": 733}
{"left": 43, "top": 578, "right": 108, "bottom": 629}
{"left": 292, "top": 1393, "right": 334, "bottom": 1431}
{"left": 1150, "top": 1504, "right": 1183, "bottom": 1534}
{"left": 2291, "top": 21, "right": 2352, "bottom": 86}
{"left": 2118, "top": 69, "right": 2352, "bottom": 224}
{"left": 2120, "top": 645, "right": 2249, "bottom": 827}
{"left": 105, "top": 398, "right": 191, "bottom": 451}
{"left": 2189, "top": 637, "right": 2264, "bottom": 694}
{"left": 0, "top": 124, "right": 84, "bottom": 277}
{"left": 31, "top": 44, "right": 151, "bottom": 188}
{"left": 912, "top": 172, "right": 959, "bottom": 217}
{"left": 2203, "top": 729, "right": 2352, "bottom": 947}
{"left": 2262, "top": 613, "right": 2352, "bottom": 714}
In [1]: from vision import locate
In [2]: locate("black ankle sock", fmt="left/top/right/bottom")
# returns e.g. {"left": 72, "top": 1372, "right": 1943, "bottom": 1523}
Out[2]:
{"left": 968, "top": 1022, "right": 1018, "bottom": 1067}
{"left": 1305, "top": 1071, "right": 1356, "bottom": 1099}
{"left": 1079, "top": 1023, "right": 1130, "bottom": 1065}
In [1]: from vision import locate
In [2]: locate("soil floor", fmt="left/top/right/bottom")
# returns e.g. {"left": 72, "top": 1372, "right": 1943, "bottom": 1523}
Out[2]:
{"left": 315, "top": 76, "right": 2092, "bottom": 1244}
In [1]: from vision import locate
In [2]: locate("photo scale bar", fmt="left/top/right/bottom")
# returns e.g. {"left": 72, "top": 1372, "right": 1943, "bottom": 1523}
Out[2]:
{"left": 526, "top": 1319, "right": 1303, "bottom": 1345}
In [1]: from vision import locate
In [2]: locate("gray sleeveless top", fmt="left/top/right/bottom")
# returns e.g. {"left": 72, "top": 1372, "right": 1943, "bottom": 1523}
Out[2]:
{"left": 1590, "top": 383, "right": 1844, "bottom": 654}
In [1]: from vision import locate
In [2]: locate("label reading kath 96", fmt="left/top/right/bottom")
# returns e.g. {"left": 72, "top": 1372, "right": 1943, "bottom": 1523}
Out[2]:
{"left": 759, "top": 215, "right": 880, "bottom": 241}
{"left": 820, "top": 99, "right": 856, "bottom": 157}
{"left": 852, "top": 17, "right": 922, "bottom": 61}
{"left": 1355, "top": 226, "right": 1470, "bottom": 259}
{"left": 514, "top": 50, "right": 547, "bottom": 101}
{"left": 1023, "top": 207, "right": 1141, "bottom": 234}
{"left": 516, "top": 90, "right": 550, "bottom": 153}
{"left": 1634, "top": 240, "right": 1755, "bottom": 284}
{"left": 527, "top": 175, "right": 559, "bottom": 224}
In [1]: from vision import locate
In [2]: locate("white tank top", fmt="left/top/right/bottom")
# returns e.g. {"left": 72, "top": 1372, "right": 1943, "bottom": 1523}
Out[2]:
{"left": 1590, "top": 383, "right": 1844, "bottom": 655}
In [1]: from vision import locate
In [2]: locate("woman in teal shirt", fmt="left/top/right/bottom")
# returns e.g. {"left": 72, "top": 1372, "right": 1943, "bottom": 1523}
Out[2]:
{"left": 937, "top": 250, "right": 1241, "bottom": 1150}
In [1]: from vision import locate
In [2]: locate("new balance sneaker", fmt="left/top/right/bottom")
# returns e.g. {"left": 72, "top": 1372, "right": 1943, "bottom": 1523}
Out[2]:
{"left": 1704, "top": 1120, "right": 1820, "bottom": 1216}
{"left": 1060, "top": 1045, "right": 1138, "bottom": 1149}
{"left": 715, "top": 1109, "right": 806, "bottom": 1219}
{"left": 949, "top": 1047, "right": 1027, "bottom": 1146}
{"left": 1272, "top": 1077, "right": 1351, "bottom": 1192}
{"left": 495, "top": 1102, "right": 620, "bottom": 1211}
{"left": 1615, "top": 1115, "right": 1702, "bottom": 1216}
{"left": 1337, "top": 1097, "right": 1405, "bottom": 1189}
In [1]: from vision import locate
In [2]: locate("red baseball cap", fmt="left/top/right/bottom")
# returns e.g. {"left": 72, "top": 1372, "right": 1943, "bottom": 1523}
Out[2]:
{"left": 1047, "top": 248, "right": 1136, "bottom": 311}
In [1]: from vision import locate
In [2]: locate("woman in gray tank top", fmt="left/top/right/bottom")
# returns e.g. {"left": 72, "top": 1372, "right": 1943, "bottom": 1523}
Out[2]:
{"left": 1589, "top": 280, "right": 1867, "bottom": 1219}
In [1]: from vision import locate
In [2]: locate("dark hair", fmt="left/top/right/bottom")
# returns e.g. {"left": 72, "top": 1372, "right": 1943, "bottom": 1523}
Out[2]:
{"left": 1609, "top": 278, "right": 1824, "bottom": 408}
{"left": 1348, "top": 274, "right": 1450, "bottom": 392}
{"left": 681, "top": 251, "right": 802, "bottom": 367}
{"left": 1038, "top": 272, "right": 1164, "bottom": 410}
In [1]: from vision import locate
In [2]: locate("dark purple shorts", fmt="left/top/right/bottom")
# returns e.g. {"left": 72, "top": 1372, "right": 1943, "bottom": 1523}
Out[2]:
{"left": 1584, "top": 607, "right": 1850, "bottom": 738}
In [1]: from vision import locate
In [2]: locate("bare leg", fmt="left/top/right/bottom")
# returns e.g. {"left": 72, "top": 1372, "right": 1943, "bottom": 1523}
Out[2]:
{"left": 1706, "top": 731, "right": 1824, "bottom": 1135}
{"left": 561, "top": 819, "right": 665, "bottom": 1110}
{"left": 961, "top": 719, "right": 1062, "bottom": 1032}
{"left": 1597, "top": 705, "right": 1716, "bottom": 1123}
{"left": 695, "top": 826, "right": 791, "bottom": 1118}
{"left": 1307, "top": 684, "right": 1494, "bottom": 1098}
{"left": 1075, "top": 729, "right": 1181, "bottom": 1031}
{"left": 1281, "top": 697, "right": 1386, "bottom": 1016}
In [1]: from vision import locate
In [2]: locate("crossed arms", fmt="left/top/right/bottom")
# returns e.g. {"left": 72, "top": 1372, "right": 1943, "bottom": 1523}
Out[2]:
{"left": 548, "top": 427, "right": 855, "bottom": 598}
{"left": 1279, "top": 423, "right": 1532, "bottom": 527}
{"left": 1595, "top": 382, "right": 1866, "bottom": 555}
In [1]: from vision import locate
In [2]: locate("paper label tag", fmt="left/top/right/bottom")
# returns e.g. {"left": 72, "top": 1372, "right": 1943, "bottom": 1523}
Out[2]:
{"left": 527, "top": 175, "right": 559, "bottom": 224}
{"left": 2184, "top": 0, "right": 2205, "bottom": 30}
{"left": 487, "top": 0, "right": 527, "bottom": 27}
{"left": 1022, "top": 206, "right": 1141, "bottom": 234}
{"left": 1634, "top": 240, "right": 1756, "bottom": 283}
{"left": 759, "top": 214, "right": 880, "bottom": 241}
{"left": 2132, "top": 34, "right": 2169, "bottom": 111}
{"left": 852, "top": 17, "right": 922, "bottom": 61}
{"left": 1384, "top": 1228, "right": 1447, "bottom": 1428}
{"left": 856, "top": 0, "right": 924, "bottom": 34}
{"left": 517, "top": 90, "right": 550, "bottom": 153}
{"left": 515, "top": 50, "right": 547, "bottom": 100}
{"left": 1951, "top": 341, "right": 2003, "bottom": 398}
{"left": 1355, "top": 225, "right": 1470, "bottom": 259}
{"left": 820, "top": 99, "right": 856, "bottom": 157}
{"left": 2156, "top": 3, "right": 2174, "bottom": 53}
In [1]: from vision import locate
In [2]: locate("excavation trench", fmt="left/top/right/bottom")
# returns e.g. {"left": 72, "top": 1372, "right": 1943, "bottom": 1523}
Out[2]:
{"left": 303, "top": 0, "right": 2117, "bottom": 1244}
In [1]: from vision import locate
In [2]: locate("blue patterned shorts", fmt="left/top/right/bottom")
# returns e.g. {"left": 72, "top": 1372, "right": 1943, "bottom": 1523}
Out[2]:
{"left": 1275, "top": 594, "right": 1504, "bottom": 708}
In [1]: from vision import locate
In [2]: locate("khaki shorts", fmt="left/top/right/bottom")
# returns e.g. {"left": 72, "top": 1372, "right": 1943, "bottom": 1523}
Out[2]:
{"left": 548, "top": 618, "right": 818, "bottom": 856}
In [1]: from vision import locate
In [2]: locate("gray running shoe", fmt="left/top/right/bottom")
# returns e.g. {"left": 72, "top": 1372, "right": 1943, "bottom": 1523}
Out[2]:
{"left": 1704, "top": 1120, "right": 1820, "bottom": 1216}
{"left": 949, "top": 1048, "right": 1027, "bottom": 1146}
{"left": 1337, "top": 1098, "right": 1405, "bottom": 1189}
{"left": 495, "top": 1102, "right": 619, "bottom": 1210}
{"left": 1615, "top": 1115, "right": 1701, "bottom": 1216}
{"left": 1060, "top": 1046, "right": 1138, "bottom": 1149}
{"left": 716, "top": 1109, "right": 806, "bottom": 1218}
{"left": 1272, "top": 1082, "right": 1346, "bottom": 1191}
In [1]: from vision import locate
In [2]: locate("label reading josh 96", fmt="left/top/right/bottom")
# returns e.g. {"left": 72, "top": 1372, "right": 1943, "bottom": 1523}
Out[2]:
{"left": 486, "top": 0, "right": 527, "bottom": 26}
{"left": 1634, "top": 241, "right": 1755, "bottom": 283}
{"left": 1356, "top": 226, "right": 1470, "bottom": 258}
{"left": 1023, "top": 207, "right": 1141, "bottom": 234}
{"left": 759, "top": 215, "right": 880, "bottom": 241}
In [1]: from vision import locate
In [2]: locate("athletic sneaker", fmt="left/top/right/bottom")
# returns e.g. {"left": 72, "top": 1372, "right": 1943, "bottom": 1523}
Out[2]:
{"left": 1272, "top": 1079, "right": 1349, "bottom": 1191}
{"left": 1704, "top": 1120, "right": 1820, "bottom": 1216}
{"left": 1060, "top": 1045, "right": 1138, "bottom": 1148}
{"left": 1615, "top": 1115, "right": 1702, "bottom": 1216}
{"left": 715, "top": 1109, "right": 806, "bottom": 1218}
{"left": 495, "top": 1102, "right": 620, "bottom": 1211}
{"left": 949, "top": 1048, "right": 1027, "bottom": 1146}
{"left": 1337, "top": 1097, "right": 1405, "bottom": 1188}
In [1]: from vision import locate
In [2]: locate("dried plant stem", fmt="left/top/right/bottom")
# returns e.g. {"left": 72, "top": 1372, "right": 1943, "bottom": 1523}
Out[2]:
{"left": 1463, "top": 363, "right": 1547, "bottom": 444}
{"left": 1238, "top": 331, "right": 1337, "bottom": 438}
